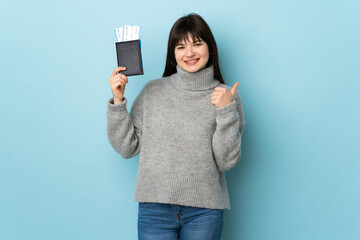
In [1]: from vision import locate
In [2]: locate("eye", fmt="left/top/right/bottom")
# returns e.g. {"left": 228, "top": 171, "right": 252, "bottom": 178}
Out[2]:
{"left": 176, "top": 46, "right": 185, "bottom": 50}
{"left": 194, "top": 40, "right": 203, "bottom": 47}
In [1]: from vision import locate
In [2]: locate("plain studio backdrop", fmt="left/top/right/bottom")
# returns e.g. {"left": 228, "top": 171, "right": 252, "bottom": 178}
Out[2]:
{"left": 1, "top": 0, "right": 359, "bottom": 239}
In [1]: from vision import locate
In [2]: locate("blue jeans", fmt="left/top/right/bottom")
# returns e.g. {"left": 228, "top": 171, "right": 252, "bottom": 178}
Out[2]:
{"left": 137, "top": 202, "right": 224, "bottom": 240}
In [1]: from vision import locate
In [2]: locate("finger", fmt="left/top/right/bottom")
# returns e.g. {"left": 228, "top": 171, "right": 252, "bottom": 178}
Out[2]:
{"left": 214, "top": 87, "right": 227, "bottom": 91}
{"left": 111, "top": 81, "right": 124, "bottom": 90}
{"left": 110, "top": 74, "right": 128, "bottom": 84}
{"left": 111, "top": 66, "right": 127, "bottom": 77}
{"left": 109, "top": 75, "right": 121, "bottom": 85}
{"left": 116, "top": 74, "right": 128, "bottom": 83}
{"left": 116, "top": 81, "right": 126, "bottom": 89}
{"left": 230, "top": 82, "right": 239, "bottom": 96}
{"left": 111, "top": 79, "right": 126, "bottom": 89}
{"left": 212, "top": 91, "right": 222, "bottom": 96}
{"left": 109, "top": 74, "right": 120, "bottom": 83}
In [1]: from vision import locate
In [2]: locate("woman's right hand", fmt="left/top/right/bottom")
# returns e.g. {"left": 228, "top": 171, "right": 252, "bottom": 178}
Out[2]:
{"left": 109, "top": 66, "right": 128, "bottom": 104}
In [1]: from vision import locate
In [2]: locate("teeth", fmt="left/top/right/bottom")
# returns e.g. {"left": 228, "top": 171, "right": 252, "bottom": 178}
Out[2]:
{"left": 186, "top": 59, "right": 198, "bottom": 63}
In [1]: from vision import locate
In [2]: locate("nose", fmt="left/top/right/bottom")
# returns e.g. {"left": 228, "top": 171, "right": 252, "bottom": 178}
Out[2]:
{"left": 185, "top": 46, "right": 195, "bottom": 57}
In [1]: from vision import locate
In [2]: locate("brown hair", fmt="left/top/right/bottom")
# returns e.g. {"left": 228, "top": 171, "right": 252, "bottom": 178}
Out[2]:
{"left": 162, "top": 13, "right": 224, "bottom": 84}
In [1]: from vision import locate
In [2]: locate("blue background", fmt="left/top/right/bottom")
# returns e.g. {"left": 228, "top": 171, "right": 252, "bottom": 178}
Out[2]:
{"left": 1, "top": 0, "right": 359, "bottom": 239}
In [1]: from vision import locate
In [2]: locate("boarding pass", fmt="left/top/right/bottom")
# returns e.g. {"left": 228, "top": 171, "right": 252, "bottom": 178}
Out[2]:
{"left": 115, "top": 25, "right": 141, "bottom": 42}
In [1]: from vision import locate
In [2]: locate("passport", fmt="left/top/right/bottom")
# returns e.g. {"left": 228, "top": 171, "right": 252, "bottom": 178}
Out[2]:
{"left": 115, "top": 39, "right": 144, "bottom": 76}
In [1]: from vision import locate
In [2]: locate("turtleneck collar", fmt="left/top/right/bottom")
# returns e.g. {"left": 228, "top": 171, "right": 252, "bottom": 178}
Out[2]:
{"left": 169, "top": 65, "right": 220, "bottom": 91}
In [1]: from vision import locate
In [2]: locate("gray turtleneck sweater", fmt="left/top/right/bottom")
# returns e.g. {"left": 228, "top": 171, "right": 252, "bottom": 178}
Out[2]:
{"left": 107, "top": 65, "right": 245, "bottom": 210}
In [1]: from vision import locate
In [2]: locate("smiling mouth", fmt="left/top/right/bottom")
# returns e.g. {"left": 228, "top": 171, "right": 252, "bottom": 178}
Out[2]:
{"left": 185, "top": 58, "right": 199, "bottom": 64}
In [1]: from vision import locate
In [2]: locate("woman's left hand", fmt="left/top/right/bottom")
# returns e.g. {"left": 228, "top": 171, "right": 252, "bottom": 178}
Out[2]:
{"left": 211, "top": 82, "right": 239, "bottom": 108}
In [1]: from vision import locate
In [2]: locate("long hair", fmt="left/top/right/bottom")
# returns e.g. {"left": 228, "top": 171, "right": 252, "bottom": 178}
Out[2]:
{"left": 162, "top": 13, "right": 225, "bottom": 84}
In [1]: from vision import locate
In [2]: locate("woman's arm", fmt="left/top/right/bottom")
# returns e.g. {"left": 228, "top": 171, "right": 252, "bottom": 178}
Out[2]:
{"left": 106, "top": 86, "right": 145, "bottom": 159}
{"left": 212, "top": 91, "right": 246, "bottom": 171}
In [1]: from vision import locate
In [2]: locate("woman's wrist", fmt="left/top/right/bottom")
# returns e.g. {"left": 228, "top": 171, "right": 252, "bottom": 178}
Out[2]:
{"left": 113, "top": 97, "right": 123, "bottom": 104}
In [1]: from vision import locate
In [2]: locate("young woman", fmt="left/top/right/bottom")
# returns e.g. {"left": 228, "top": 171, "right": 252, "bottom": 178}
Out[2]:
{"left": 107, "top": 13, "right": 245, "bottom": 240}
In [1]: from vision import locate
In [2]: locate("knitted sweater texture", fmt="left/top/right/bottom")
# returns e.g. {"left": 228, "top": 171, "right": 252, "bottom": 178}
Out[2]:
{"left": 106, "top": 65, "right": 245, "bottom": 209}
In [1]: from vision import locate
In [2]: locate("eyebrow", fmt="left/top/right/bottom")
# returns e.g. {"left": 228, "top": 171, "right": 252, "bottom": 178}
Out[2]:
{"left": 176, "top": 39, "right": 203, "bottom": 46}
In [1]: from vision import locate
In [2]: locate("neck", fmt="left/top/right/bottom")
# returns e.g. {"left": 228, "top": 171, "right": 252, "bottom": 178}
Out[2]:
{"left": 170, "top": 65, "right": 220, "bottom": 91}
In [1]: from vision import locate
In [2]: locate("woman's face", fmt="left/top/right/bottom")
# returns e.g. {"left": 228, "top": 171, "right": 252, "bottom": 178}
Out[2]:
{"left": 174, "top": 33, "right": 209, "bottom": 73}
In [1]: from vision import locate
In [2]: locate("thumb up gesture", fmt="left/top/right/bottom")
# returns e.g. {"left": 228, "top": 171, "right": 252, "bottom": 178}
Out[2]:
{"left": 211, "top": 82, "right": 239, "bottom": 108}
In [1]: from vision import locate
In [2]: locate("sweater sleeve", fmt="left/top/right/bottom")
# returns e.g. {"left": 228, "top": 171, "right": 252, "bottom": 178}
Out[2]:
{"left": 106, "top": 86, "right": 145, "bottom": 159}
{"left": 212, "top": 91, "right": 246, "bottom": 171}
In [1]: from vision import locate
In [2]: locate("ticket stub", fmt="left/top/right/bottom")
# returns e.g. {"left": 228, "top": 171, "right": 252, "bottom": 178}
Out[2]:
{"left": 123, "top": 25, "right": 140, "bottom": 41}
{"left": 115, "top": 27, "right": 123, "bottom": 42}
{"left": 115, "top": 25, "right": 140, "bottom": 42}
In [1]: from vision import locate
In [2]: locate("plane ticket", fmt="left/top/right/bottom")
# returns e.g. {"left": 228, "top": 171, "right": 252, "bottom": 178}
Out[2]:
{"left": 115, "top": 25, "right": 140, "bottom": 42}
